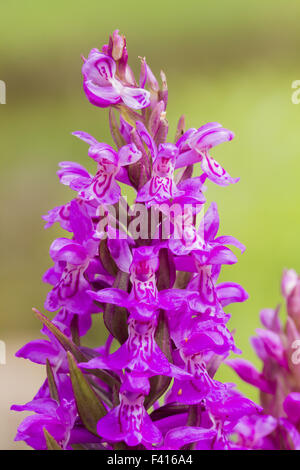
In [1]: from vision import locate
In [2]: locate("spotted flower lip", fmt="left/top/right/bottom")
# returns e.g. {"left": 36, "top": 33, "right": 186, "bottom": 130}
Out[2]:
{"left": 175, "top": 122, "right": 238, "bottom": 186}
{"left": 78, "top": 316, "right": 192, "bottom": 380}
{"left": 58, "top": 132, "right": 142, "bottom": 204}
{"left": 82, "top": 49, "right": 150, "bottom": 109}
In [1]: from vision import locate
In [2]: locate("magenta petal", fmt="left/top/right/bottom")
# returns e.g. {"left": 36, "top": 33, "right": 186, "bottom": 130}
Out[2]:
{"left": 200, "top": 202, "right": 219, "bottom": 241}
{"left": 120, "top": 86, "right": 150, "bottom": 110}
{"left": 49, "top": 238, "right": 73, "bottom": 260}
{"left": 83, "top": 81, "right": 121, "bottom": 107}
{"left": 118, "top": 144, "right": 142, "bottom": 166}
{"left": 72, "top": 131, "right": 99, "bottom": 146}
{"left": 216, "top": 282, "right": 249, "bottom": 306}
{"left": 115, "top": 166, "right": 131, "bottom": 185}
{"left": 190, "top": 127, "right": 234, "bottom": 150}
{"left": 11, "top": 398, "right": 58, "bottom": 417}
{"left": 141, "top": 413, "right": 162, "bottom": 445}
{"left": 82, "top": 51, "right": 116, "bottom": 82}
{"left": 97, "top": 406, "right": 124, "bottom": 442}
{"left": 250, "top": 336, "right": 268, "bottom": 362}
{"left": 201, "top": 154, "right": 239, "bottom": 186}
{"left": 256, "top": 328, "right": 286, "bottom": 366}
{"left": 214, "top": 235, "right": 246, "bottom": 253}
{"left": 78, "top": 356, "right": 111, "bottom": 370}
{"left": 88, "top": 143, "right": 117, "bottom": 163}
{"left": 259, "top": 308, "right": 281, "bottom": 333}
{"left": 136, "top": 121, "right": 157, "bottom": 160}
{"left": 173, "top": 255, "right": 197, "bottom": 272}
{"left": 107, "top": 238, "right": 133, "bottom": 273}
{"left": 50, "top": 239, "right": 88, "bottom": 265}
{"left": 279, "top": 418, "right": 300, "bottom": 450}
{"left": 57, "top": 161, "right": 91, "bottom": 186}
{"left": 281, "top": 268, "right": 298, "bottom": 297}
{"left": 163, "top": 426, "right": 216, "bottom": 450}
{"left": 99, "top": 180, "right": 121, "bottom": 205}
{"left": 207, "top": 246, "right": 238, "bottom": 265}
{"left": 87, "top": 288, "right": 129, "bottom": 307}
{"left": 226, "top": 359, "right": 273, "bottom": 394}
{"left": 283, "top": 393, "right": 300, "bottom": 423}
{"left": 15, "top": 340, "right": 58, "bottom": 366}
{"left": 69, "top": 200, "right": 93, "bottom": 244}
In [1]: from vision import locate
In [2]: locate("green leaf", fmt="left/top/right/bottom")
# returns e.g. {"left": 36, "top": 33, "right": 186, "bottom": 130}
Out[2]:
{"left": 174, "top": 114, "right": 185, "bottom": 143}
{"left": 34, "top": 309, "right": 87, "bottom": 363}
{"left": 99, "top": 238, "right": 118, "bottom": 277}
{"left": 157, "top": 248, "right": 176, "bottom": 291}
{"left": 46, "top": 359, "right": 59, "bottom": 402}
{"left": 174, "top": 271, "right": 192, "bottom": 290}
{"left": 71, "top": 443, "right": 87, "bottom": 450}
{"left": 67, "top": 352, "right": 107, "bottom": 437}
{"left": 43, "top": 429, "right": 63, "bottom": 450}
{"left": 144, "top": 310, "right": 172, "bottom": 409}
{"left": 34, "top": 309, "right": 119, "bottom": 389}
{"left": 115, "top": 104, "right": 140, "bottom": 128}
{"left": 150, "top": 403, "right": 189, "bottom": 421}
{"left": 70, "top": 314, "right": 80, "bottom": 346}
{"left": 187, "top": 404, "right": 201, "bottom": 426}
{"left": 109, "top": 108, "right": 126, "bottom": 149}
{"left": 103, "top": 271, "right": 129, "bottom": 345}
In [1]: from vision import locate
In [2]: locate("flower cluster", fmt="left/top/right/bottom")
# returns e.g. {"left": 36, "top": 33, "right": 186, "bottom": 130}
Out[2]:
{"left": 12, "top": 30, "right": 261, "bottom": 450}
{"left": 228, "top": 269, "right": 300, "bottom": 450}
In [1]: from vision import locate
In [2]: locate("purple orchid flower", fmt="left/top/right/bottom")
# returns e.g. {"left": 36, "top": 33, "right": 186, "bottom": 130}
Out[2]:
{"left": 14, "top": 30, "right": 263, "bottom": 451}
{"left": 175, "top": 122, "right": 238, "bottom": 186}
{"left": 15, "top": 320, "right": 71, "bottom": 373}
{"left": 88, "top": 246, "right": 161, "bottom": 320}
{"left": 11, "top": 372, "right": 77, "bottom": 450}
{"left": 42, "top": 198, "right": 98, "bottom": 232}
{"left": 12, "top": 397, "right": 77, "bottom": 450}
{"left": 58, "top": 132, "right": 141, "bottom": 205}
{"left": 96, "top": 374, "right": 162, "bottom": 447}
{"left": 43, "top": 236, "right": 96, "bottom": 315}
{"left": 78, "top": 315, "right": 191, "bottom": 381}
{"left": 82, "top": 49, "right": 150, "bottom": 110}
{"left": 136, "top": 141, "right": 183, "bottom": 206}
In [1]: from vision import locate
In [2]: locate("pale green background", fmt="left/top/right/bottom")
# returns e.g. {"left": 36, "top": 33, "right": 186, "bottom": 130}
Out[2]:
{"left": 1, "top": 0, "right": 300, "bottom": 448}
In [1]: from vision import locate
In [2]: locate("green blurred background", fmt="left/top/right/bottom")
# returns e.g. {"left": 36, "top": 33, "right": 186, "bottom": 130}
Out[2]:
{"left": 1, "top": 0, "right": 300, "bottom": 448}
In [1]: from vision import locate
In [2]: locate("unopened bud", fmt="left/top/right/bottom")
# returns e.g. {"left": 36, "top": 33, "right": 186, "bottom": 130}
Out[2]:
{"left": 282, "top": 269, "right": 298, "bottom": 298}
{"left": 287, "top": 281, "right": 300, "bottom": 330}
{"left": 111, "top": 30, "right": 126, "bottom": 61}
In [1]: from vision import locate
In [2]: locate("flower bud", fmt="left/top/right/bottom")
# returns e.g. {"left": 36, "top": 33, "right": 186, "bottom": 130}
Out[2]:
{"left": 287, "top": 281, "right": 300, "bottom": 330}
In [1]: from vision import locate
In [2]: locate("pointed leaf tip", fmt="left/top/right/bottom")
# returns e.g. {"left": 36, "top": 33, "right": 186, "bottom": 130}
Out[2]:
{"left": 43, "top": 428, "right": 63, "bottom": 450}
{"left": 67, "top": 352, "right": 106, "bottom": 437}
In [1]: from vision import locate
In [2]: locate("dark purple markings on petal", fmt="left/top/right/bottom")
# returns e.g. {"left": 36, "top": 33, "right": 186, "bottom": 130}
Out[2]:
{"left": 198, "top": 269, "right": 217, "bottom": 306}
{"left": 136, "top": 122, "right": 157, "bottom": 160}
{"left": 91, "top": 171, "right": 114, "bottom": 199}
{"left": 120, "top": 87, "right": 151, "bottom": 110}
{"left": 203, "top": 154, "right": 226, "bottom": 177}
{"left": 95, "top": 57, "right": 115, "bottom": 81}
{"left": 57, "top": 267, "right": 81, "bottom": 301}
{"left": 59, "top": 203, "right": 71, "bottom": 221}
